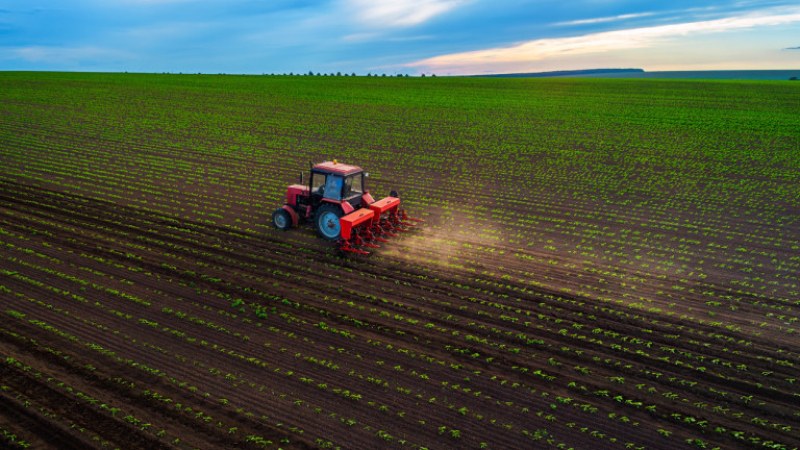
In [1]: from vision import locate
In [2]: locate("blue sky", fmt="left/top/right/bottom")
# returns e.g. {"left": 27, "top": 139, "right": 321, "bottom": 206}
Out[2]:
{"left": 1, "top": 0, "right": 799, "bottom": 75}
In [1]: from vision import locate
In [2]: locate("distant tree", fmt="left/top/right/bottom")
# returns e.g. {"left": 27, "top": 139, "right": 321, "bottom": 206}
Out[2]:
{"left": 421, "top": 73, "right": 426, "bottom": 77}
{"left": 351, "top": 72, "right": 356, "bottom": 77}
{"left": 336, "top": 71, "right": 342, "bottom": 76}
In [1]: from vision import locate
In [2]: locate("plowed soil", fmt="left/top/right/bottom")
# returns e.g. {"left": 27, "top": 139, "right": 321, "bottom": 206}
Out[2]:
{"left": 1, "top": 73, "right": 799, "bottom": 450}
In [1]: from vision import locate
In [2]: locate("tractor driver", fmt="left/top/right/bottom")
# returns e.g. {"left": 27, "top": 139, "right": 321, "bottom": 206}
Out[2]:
{"left": 343, "top": 176, "right": 352, "bottom": 198}
{"left": 323, "top": 174, "right": 343, "bottom": 201}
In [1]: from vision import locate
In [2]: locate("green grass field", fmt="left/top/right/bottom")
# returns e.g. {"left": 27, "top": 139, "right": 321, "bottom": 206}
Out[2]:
{"left": 3, "top": 71, "right": 797, "bottom": 215}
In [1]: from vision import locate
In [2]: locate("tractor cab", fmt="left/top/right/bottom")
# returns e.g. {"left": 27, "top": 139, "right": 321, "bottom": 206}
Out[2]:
{"left": 310, "top": 161, "right": 366, "bottom": 207}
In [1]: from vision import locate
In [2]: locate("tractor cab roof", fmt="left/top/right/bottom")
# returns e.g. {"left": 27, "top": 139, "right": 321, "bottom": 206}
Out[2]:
{"left": 313, "top": 161, "right": 363, "bottom": 176}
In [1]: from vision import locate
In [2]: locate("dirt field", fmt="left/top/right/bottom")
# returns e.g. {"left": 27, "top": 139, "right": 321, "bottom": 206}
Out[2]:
{"left": 1, "top": 73, "right": 799, "bottom": 449}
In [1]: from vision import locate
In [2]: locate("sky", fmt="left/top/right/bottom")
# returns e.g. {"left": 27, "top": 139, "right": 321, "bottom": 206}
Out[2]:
{"left": 1, "top": 0, "right": 799, "bottom": 75}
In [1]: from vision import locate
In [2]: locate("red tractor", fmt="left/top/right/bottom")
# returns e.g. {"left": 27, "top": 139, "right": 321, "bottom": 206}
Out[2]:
{"left": 272, "top": 161, "right": 420, "bottom": 254}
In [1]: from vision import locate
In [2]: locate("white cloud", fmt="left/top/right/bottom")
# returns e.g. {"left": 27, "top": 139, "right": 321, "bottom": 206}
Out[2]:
{"left": 342, "top": 32, "right": 379, "bottom": 43}
{"left": 347, "top": 0, "right": 467, "bottom": 27}
{"left": 408, "top": 6, "right": 800, "bottom": 74}
{"left": 555, "top": 12, "right": 654, "bottom": 27}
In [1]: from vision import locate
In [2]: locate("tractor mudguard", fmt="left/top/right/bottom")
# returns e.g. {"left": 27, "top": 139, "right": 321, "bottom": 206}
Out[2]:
{"left": 320, "top": 199, "right": 354, "bottom": 214}
{"left": 282, "top": 205, "right": 299, "bottom": 227}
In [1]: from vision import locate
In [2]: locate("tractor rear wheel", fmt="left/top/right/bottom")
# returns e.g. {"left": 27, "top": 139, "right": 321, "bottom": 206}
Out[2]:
{"left": 272, "top": 208, "right": 292, "bottom": 230}
{"left": 315, "top": 204, "right": 342, "bottom": 240}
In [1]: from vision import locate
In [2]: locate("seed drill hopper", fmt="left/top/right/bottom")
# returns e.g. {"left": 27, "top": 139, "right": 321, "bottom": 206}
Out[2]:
{"left": 272, "top": 161, "right": 422, "bottom": 254}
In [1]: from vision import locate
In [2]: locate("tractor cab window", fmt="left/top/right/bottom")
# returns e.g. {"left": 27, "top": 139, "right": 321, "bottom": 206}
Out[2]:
{"left": 311, "top": 172, "right": 326, "bottom": 195}
{"left": 323, "top": 174, "right": 343, "bottom": 201}
{"left": 343, "top": 174, "right": 363, "bottom": 198}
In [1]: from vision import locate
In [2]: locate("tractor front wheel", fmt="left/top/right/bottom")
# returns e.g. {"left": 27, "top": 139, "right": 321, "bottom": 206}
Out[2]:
{"left": 272, "top": 208, "right": 292, "bottom": 230}
{"left": 315, "top": 204, "right": 342, "bottom": 240}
